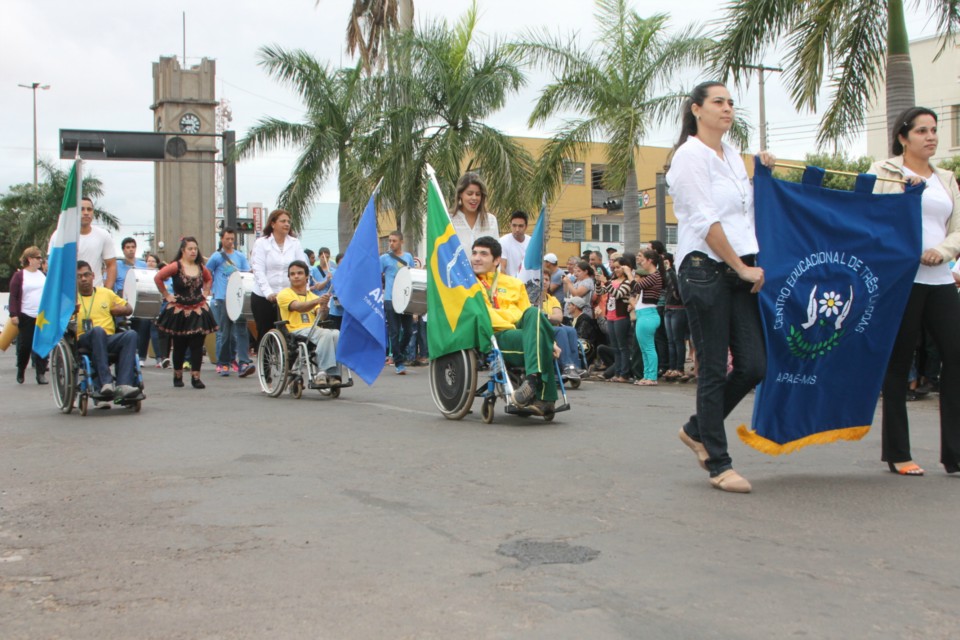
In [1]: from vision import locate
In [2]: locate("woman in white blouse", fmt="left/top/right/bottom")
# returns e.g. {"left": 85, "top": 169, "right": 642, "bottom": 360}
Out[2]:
{"left": 667, "top": 81, "right": 775, "bottom": 494}
{"left": 8, "top": 246, "right": 48, "bottom": 384}
{"left": 868, "top": 107, "right": 960, "bottom": 477}
{"left": 448, "top": 172, "right": 499, "bottom": 251}
{"left": 250, "top": 209, "right": 308, "bottom": 348}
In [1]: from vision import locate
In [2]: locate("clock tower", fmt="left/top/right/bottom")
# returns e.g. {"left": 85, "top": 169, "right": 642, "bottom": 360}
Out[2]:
{"left": 151, "top": 56, "right": 217, "bottom": 260}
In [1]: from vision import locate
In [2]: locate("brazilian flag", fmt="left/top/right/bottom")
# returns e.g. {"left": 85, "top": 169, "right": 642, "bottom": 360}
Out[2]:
{"left": 425, "top": 173, "right": 492, "bottom": 359}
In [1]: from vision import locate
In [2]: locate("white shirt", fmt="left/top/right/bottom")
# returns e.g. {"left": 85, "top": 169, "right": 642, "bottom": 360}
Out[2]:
{"left": 667, "top": 137, "right": 758, "bottom": 270}
{"left": 21, "top": 269, "right": 46, "bottom": 316}
{"left": 450, "top": 210, "right": 499, "bottom": 253}
{"left": 77, "top": 226, "right": 116, "bottom": 287}
{"left": 251, "top": 234, "right": 308, "bottom": 297}
{"left": 902, "top": 166, "right": 955, "bottom": 285}
{"left": 499, "top": 233, "right": 530, "bottom": 277}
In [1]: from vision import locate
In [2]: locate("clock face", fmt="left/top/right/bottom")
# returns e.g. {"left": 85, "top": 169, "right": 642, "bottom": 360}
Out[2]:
{"left": 179, "top": 113, "right": 201, "bottom": 134}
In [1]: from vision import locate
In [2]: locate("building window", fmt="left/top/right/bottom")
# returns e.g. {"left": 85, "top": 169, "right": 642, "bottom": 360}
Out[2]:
{"left": 562, "top": 219, "right": 586, "bottom": 242}
{"left": 592, "top": 223, "right": 621, "bottom": 243}
{"left": 665, "top": 224, "right": 678, "bottom": 245}
{"left": 562, "top": 160, "right": 585, "bottom": 185}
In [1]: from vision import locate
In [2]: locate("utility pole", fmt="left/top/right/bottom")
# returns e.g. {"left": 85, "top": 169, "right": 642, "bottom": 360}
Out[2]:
{"left": 742, "top": 64, "right": 782, "bottom": 151}
{"left": 18, "top": 82, "right": 50, "bottom": 188}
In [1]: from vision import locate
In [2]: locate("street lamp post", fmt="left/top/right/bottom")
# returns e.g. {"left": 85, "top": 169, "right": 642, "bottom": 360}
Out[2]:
{"left": 18, "top": 82, "right": 50, "bottom": 188}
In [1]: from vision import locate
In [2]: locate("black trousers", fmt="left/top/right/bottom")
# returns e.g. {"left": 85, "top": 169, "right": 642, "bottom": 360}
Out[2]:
{"left": 882, "top": 283, "right": 960, "bottom": 467}
{"left": 172, "top": 333, "right": 206, "bottom": 372}
{"left": 16, "top": 314, "right": 48, "bottom": 376}
{"left": 251, "top": 293, "right": 279, "bottom": 351}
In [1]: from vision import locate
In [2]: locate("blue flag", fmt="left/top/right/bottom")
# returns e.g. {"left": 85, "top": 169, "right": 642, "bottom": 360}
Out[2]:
{"left": 522, "top": 204, "right": 546, "bottom": 271}
{"left": 739, "top": 160, "right": 923, "bottom": 454}
{"left": 334, "top": 190, "right": 387, "bottom": 385}
{"left": 33, "top": 160, "right": 81, "bottom": 358}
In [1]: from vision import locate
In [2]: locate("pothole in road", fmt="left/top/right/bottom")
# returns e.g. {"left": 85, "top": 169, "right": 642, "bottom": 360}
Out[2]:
{"left": 496, "top": 539, "right": 600, "bottom": 568}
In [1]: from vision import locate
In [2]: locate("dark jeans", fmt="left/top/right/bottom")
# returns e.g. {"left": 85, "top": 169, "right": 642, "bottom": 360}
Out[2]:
{"left": 664, "top": 308, "right": 688, "bottom": 371}
{"left": 251, "top": 293, "right": 278, "bottom": 351}
{"left": 413, "top": 317, "right": 428, "bottom": 360}
{"left": 130, "top": 317, "right": 151, "bottom": 361}
{"left": 78, "top": 327, "right": 138, "bottom": 387}
{"left": 15, "top": 314, "right": 48, "bottom": 376}
{"left": 150, "top": 322, "right": 170, "bottom": 361}
{"left": 603, "top": 317, "right": 631, "bottom": 378}
{"left": 384, "top": 300, "right": 412, "bottom": 363}
{"left": 679, "top": 253, "right": 766, "bottom": 476}
{"left": 211, "top": 299, "right": 251, "bottom": 365}
{"left": 882, "top": 283, "right": 960, "bottom": 467}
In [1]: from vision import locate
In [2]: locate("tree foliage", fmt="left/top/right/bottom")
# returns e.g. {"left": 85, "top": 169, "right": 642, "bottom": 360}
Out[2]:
{"left": 0, "top": 160, "right": 116, "bottom": 285}
{"left": 938, "top": 154, "right": 960, "bottom": 182}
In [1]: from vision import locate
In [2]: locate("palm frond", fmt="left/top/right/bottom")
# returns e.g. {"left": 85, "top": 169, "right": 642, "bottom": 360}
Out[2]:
{"left": 923, "top": 0, "right": 960, "bottom": 58}
{"left": 711, "top": 0, "right": 805, "bottom": 83}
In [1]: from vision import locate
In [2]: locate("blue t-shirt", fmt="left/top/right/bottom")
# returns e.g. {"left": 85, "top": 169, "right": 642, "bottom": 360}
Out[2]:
{"left": 115, "top": 258, "right": 147, "bottom": 293}
{"left": 206, "top": 249, "right": 251, "bottom": 301}
{"left": 380, "top": 251, "right": 413, "bottom": 302}
{"left": 328, "top": 262, "right": 342, "bottom": 317}
{"left": 309, "top": 265, "right": 333, "bottom": 296}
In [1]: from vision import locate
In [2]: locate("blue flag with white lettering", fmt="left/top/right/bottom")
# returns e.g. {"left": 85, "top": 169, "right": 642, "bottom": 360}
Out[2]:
{"left": 739, "top": 160, "right": 923, "bottom": 454}
{"left": 334, "top": 190, "right": 387, "bottom": 385}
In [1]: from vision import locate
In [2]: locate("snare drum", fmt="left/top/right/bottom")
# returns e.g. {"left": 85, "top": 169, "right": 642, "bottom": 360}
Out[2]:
{"left": 392, "top": 267, "right": 427, "bottom": 315}
{"left": 226, "top": 272, "right": 255, "bottom": 321}
{"left": 123, "top": 268, "right": 163, "bottom": 319}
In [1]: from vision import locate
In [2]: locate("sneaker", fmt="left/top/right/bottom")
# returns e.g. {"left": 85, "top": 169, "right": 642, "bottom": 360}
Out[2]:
{"left": 238, "top": 362, "right": 256, "bottom": 378}
{"left": 139, "top": 359, "right": 146, "bottom": 368}
{"left": 313, "top": 372, "right": 328, "bottom": 386}
{"left": 36, "top": 373, "right": 49, "bottom": 385}
{"left": 528, "top": 399, "right": 555, "bottom": 416}
{"left": 510, "top": 379, "right": 537, "bottom": 407}
{"left": 183, "top": 361, "right": 192, "bottom": 371}
{"left": 385, "top": 356, "right": 394, "bottom": 366}
{"left": 155, "top": 359, "right": 163, "bottom": 368}
{"left": 161, "top": 358, "right": 171, "bottom": 369}
{"left": 231, "top": 361, "right": 240, "bottom": 373}
{"left": 563, "top": 365, "right": 580, "bottom": 381}
{"left": 99, "top": 382, "right": 116, "bottom": 397}
{"left": 117, "top": 385, "right": 140, "bottom": 399}
{"left": 217, "top": 365, "right": 230, "bottom": 377}
{"left": 396, "top": 364, "right": 407, "bottom": 375}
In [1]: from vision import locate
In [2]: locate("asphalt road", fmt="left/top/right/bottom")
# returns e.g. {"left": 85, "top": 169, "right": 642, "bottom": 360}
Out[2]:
{"left": 2, "top": 352, "right": 958, "bottom": 639}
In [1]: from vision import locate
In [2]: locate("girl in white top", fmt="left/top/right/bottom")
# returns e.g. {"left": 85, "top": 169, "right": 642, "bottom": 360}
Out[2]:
{"left": 9, "top": 246, "right": 48, "bottom": 384}
{"left": 250, "top": 209, "right": 308, "bottom": 347}
{"left": 867, "top": 106, "right": 960, "bottom": 477}
{"left": 449, "top": 172, "right": 499, "bottom": 252}
{"left": 667, "top": 81, "right": 776, "bottom": 494}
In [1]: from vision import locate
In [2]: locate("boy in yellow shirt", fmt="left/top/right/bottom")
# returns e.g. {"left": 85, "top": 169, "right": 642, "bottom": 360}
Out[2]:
{"left": 276, "top": 260, "right": 341, "bottom": 385}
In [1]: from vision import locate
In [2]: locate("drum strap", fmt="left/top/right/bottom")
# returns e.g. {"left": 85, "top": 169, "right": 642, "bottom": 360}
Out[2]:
{"left": 220, "top": 250, "right": 235, "bottom": 268}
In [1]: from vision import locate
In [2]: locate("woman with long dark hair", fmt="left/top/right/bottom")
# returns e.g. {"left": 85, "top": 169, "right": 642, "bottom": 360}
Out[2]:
{"left": 8, "top": 246, "right": 48, "bottom": 384}
{"left": 868, "top": 107, "right": 960, "bottom": 476}
{"left": 667, "top": 81, "right": 776, "bottom": 493}
{"left": 154, "top": 237, "right": 218, "bottom": 388}
{"left": 632, "top": 249, "right": 664, "bottom": 386}
{"left": 449, "top": 172, "right": 499, "bottom": 251}
{"left": 598, "top": 255, "right": 636, "bottom": 383}
{"left": 250, "top": 209, "right": 308, "bottom": 349}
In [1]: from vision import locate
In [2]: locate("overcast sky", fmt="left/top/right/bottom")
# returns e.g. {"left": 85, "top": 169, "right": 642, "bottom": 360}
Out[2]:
{"left": 1, "top": 0, "right": 941, "bottom": 253}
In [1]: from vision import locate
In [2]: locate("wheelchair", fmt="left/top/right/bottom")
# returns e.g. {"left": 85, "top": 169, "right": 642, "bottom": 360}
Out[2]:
{"left": 429, "top": 334, "right": 571, "bottom": 424}
{"left": 50, "top": 321, "right": 145, "bottom": 416}
{"left": 256, "top": 317, "right": 353, "bottom": 400}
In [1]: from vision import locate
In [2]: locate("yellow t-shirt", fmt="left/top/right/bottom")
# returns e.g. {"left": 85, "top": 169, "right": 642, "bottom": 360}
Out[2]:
{"left": 541, "top": 294, "right": 561, "bottom": 315}
{"left": 276, "top": 287, "right": 318, "bottom": 331}
{"left": 76, "top": 287, "right": 127, "bottom": 336}
{"left": 477, "top": 271, "right": 530, "bottom": 332}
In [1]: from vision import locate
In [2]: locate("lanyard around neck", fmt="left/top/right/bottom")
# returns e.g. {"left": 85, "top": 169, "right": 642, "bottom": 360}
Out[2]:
{"left": 483, "top": 272, "right": 499, "bottom": 307}
{"left": 80, "top": 288, "right": 96, "bottom": 319}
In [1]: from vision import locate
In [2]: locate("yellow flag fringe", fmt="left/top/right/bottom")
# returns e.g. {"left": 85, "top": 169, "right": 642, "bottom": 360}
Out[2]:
{"left": 737, "top": 424, "right": 871, "bottom": 456}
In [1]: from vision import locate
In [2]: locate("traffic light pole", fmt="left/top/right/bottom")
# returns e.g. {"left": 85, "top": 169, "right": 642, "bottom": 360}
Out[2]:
{"left": 223, "top": 130, "right": 237, "bottom": 230}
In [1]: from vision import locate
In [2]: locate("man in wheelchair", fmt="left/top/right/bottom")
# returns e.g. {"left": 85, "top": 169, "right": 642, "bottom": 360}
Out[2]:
{"left": 74, "top": 260, "right": 140, "bottom": 399}
{"left": 276, "top": 260, "right": 342, "bottom": 386}
{"left": 471, "top": 237, "right": 559, "bottom": 416}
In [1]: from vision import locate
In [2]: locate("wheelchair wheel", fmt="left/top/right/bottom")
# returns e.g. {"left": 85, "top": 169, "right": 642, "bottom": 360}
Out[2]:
{"left": 567, "top": 377, "right": 581, "bottom": 390}
{"left": 429, "top": 350, "right": 478, "bottom": 420}
{"left": 480, "top": 397, "right": 495, "bottom": 424}
{"left": 257, "top": 329, "right": 288, "bottom": 397}
{"left": 133, "top": 400, "right": 142, "bottom": 413}
{"left": 290, "top": 379, "right": 303, "bottom": 399}
{"left": 329, "top": 386, "right": 340, "bottom": 399}
{"left": 50, "top": 340, "right": 76, "bottom": 414}
{"left": 79, "top": 394, "right": 88, "bottom": 416}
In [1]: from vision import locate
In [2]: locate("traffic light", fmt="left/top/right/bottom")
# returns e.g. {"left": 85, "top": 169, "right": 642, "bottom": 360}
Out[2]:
{"left": 603, "top": 198, "right": 622, "bottom": 210}
{"left": 235, "top": 218, "right": 255, "bottom": 232}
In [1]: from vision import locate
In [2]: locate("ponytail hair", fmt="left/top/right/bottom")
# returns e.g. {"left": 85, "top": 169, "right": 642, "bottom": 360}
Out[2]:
{"left": 642, "top": 249, "right": 665, "bottom": 282}
{"left": 665, "top": 81, "right": 726, "bottom": 170}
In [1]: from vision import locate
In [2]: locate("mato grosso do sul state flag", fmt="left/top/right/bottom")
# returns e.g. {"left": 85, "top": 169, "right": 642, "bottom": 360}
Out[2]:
{"left": 33, "top": 160, "right": 82, "bottom": 358}
{"left": 738, "top": 160, "right": 923, "bottom": 454}
{"left": 425, "top": 166, "right": 492, "bottom": 359}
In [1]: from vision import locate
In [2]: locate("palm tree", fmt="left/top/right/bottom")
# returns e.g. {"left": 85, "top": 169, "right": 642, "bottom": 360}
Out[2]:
{"left": 234, "top": 47, "right": 377, "bottom": 250}
{"left": 513, "top": 0, "right": 712, "bottom": 254}
{"left": 318, "top": 0, "right": 414, "bottom": 74}
{"left": 372, "top": 3, "right": 534, "bottom": 240}
{"left": 0, "top": 160, "right": 116, "bottom": 280}
{"left": 713, "top": 0, "right": 959, "bottom": 149}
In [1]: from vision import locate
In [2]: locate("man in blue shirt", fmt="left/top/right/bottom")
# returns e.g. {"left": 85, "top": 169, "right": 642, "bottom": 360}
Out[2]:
{"left": 115, "top": 237, "right": 150, "bottom": 365}
{"left": 206, "top": 228, "right": 255, "bottom": 377}
{"left": 379, "top": 230, "right": 414, "bottom": 374}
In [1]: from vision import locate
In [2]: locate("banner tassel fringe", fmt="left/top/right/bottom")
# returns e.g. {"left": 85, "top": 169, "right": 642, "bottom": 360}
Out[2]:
{"left": 737, "top": 424, "right": 871, "bottom": 456}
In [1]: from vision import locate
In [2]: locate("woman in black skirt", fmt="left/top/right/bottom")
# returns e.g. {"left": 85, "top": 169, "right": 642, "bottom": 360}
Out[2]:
{"left": 154, "top": 237, "right": 218, "bottom": 388}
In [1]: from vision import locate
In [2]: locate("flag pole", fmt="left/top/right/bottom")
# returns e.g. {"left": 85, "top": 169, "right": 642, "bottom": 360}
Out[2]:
{"left": 537, "top": 193, "right": 547, "bottom": 306}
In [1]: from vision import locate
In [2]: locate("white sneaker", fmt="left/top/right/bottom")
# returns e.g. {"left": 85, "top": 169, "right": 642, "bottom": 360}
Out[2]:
{"left": 312, "top": 372, "right": 328, "bottom": 386}
{"left": 99, "top": 383, "right": 116, "bottom": 397}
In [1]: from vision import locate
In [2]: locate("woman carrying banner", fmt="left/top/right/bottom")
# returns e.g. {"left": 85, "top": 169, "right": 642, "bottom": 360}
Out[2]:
{"left": 868, "top": 107, "right": 960, "bottom": 477}
{"left": 666, "top": 81, "right": 776, "bottom": 493}
{"left": 250, "top": 209, "right": 308, "bottom": 350}
{"left": 449, "top": 172, "right": 499, "bottom": 252}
